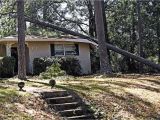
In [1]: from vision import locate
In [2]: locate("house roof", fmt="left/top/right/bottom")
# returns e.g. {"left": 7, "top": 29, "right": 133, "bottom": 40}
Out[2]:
{"left": 0, "top": 35, "right": 98, "bottom": 46}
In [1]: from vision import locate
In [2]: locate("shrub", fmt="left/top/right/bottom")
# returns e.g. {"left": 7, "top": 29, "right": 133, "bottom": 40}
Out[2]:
{"left": 40, "top": 62, "right": 65, "bottom": 79}
{"left": 33, "top": 57, "right": 58, "bottom": 75}
{"left": 33, "top": 57, "right": 81, "bottom": 76}
{"left": 0, "top": 56, "right": 15, "bottom": 78}
{"left": 59, "top": 57, "right": 81, "bottom": 76}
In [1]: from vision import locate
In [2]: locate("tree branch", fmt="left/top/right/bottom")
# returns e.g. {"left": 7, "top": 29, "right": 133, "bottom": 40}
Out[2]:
{"left": 51, "top": 6, "right": 89, "bottom": 26}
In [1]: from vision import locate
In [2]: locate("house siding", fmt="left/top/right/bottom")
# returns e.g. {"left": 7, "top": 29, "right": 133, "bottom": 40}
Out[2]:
{"left": 77, "top": 43, "right": 91, "bottom": 74}
{"left": 28, "top": 42, "right": 51, "bottom": 73}
{"left": 28, "top": 42, "right": 91, "bottom": 74}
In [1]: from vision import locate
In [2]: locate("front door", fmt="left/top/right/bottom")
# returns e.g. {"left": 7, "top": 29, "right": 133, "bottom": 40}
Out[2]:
{"left": 11, "top": 47, "right": 18, "bottom": 73}
{"left": 11, "top": 46, "right": 30, "bottom": 74}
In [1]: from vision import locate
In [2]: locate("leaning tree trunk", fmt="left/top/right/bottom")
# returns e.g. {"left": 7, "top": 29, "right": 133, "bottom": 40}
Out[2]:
{"left": 24, "top": 17, "right": 160, "bottom": 71}
{"left": 17, "top": 0, "right": 26, "bottom": 80}
{"left": 94, "top": 0, "right": 112, "bottom": 74}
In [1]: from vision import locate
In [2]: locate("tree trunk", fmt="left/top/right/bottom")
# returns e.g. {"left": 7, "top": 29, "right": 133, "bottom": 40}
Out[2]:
{"left": 24, "top": 17, "right": 160, "bottom": 71}
{"left": 94, "top": 0, "right": 112, "bottom": 74}
{"left": 137, "top": 0, "right": 144, "bottom": 71}
{"left": 158, "top": 23, "right": 160, "bottom": 63}
{"left": 101, "top": 0, "right": 111, "bottom": 63}
{"left": 17, "top": 0, "right": 26, "bottom": 80}
{"left": 156, "top": 4, "right": 160, "bottom": 63}
{"left": 87, "top": 0, "right": 96, "bottom": 37}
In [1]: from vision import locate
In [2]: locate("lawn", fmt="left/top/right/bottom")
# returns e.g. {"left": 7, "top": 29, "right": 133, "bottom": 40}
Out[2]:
{"left": 56, "top": 74, "right": 160, "bottom": 120}
{"left": 0, "top": 74, "right": 160, "bottom": 120}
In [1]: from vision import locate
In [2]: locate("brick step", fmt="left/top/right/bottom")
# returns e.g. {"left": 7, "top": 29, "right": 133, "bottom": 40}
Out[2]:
{"left": 67, "top": 114, "right": 95, "bottom": 119}
{"left": 46, "top": 95, "right": 75, "bottom": 104}
{"left": 58, "top": 108, "right": 89, "bottom": 117}
{"left": 48, "top": 102, "right": 80, "bottom": 111}
{"left": 41, "top": 90, "right": 69, "bottom": 98}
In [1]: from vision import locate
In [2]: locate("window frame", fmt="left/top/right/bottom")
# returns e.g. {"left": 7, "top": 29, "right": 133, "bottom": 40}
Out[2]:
{"left": 51, "top": 43, "right": 79, "bottom": 56}
{"left": 54, "top": 44, "right": 65, "bottom": 56}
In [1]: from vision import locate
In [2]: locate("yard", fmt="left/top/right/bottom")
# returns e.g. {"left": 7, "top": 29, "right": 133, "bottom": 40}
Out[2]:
{"left": 56, "top": 74, "right": 160, "bottom": 120}
{"left": 0, "top": 74, "right": 160, "bottom": 120}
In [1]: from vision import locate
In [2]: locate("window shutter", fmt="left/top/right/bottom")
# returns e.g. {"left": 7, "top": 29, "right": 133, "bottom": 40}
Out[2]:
{"left": 75, "top": 44, "right": 79, "bottom": 55}
{"left": 50, "top": 44, "right": 55, "bottom": 56}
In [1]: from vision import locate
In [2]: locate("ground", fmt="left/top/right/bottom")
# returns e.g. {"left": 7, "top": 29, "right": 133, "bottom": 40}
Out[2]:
{"left": 0, "top": 78, "right": 61, "bottom": 120}
{"left": 0, "top": 74, "right": 160, "bottom": 120}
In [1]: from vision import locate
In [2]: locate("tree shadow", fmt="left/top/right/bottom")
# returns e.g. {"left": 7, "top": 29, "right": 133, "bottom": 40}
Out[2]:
{"left": 58, "top": 82, "right": 160, "bottom": 119}
{"left": 137, "top": 78, "right": 160, "bottom": 86}
{"left": 76, "top": 79, "right": 160, "bottom": 93}
{"left": 108, "top": 81, "right": 160, "bottom": 93}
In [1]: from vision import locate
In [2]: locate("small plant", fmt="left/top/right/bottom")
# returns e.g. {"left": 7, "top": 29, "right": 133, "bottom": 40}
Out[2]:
{"left": 40, "top": 62, "right": 65, "bottom": 79}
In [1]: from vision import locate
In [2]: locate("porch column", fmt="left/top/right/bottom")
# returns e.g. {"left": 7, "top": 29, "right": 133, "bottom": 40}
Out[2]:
{"left": 6, "top": 43, "right": 12, "bottom": 56}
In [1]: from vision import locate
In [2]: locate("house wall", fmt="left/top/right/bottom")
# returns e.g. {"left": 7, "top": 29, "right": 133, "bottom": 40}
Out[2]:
{"left": 0, "top": 44, "right": 6, "bottom": 57}
{"left": 28, "top": 42, "right": 91, "bottom": 74}
{"left": 28, "top": 42, "right": 51, "bottom": 73}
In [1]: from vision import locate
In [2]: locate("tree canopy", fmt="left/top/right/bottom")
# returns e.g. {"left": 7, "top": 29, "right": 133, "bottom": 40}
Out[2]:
{"left": 0, "top": 0, "right": 160, "bottom": 74}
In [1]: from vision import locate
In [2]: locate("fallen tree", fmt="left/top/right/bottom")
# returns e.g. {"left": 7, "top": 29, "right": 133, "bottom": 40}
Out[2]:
{"left": 25, "top": 17, "right": 160, "bottom": 71}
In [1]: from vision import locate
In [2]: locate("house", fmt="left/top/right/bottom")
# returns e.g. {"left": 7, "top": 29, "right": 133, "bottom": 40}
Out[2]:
{"left": 0, "top": 35, "right": 97, "bottom": 74}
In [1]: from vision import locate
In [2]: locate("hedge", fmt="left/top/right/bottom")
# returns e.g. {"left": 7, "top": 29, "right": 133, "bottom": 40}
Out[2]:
{"left": 33, "top": 57, "right": 81, "bottom": 76}
{"left": 0, "top": 56, "right": 15, "bottom": 78}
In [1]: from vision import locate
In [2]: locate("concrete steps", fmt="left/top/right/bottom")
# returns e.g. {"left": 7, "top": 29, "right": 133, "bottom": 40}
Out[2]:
{"left": 49, "top": 102, "right": 80, "bottom": 111}
{"left": 46, "top": 95, "right": 74, "bottom": 104}
{"left": 40, "top": 90, "right": 96, "bottom": 119}
{"left": 67, "top": 114, "right": 95, "bottom": 119}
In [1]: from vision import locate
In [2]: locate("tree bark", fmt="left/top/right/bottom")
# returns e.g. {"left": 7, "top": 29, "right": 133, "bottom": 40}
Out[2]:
{"left": 94, "top": 0, "right": 112, "bottom": 74}
{"left": 24, "top": 17, "right": 160, "bottom": 71}
{"left": 101, "top": 0, "right": 111, "bottom": 63}
{"left": 137, "top": 0, "right": 144, "bottom": 71}
{"left": 17, "top": 0, "right": 26, "bottom": 80}
{"left": 156, "top": 4, "right": 160, "bottom": 64}
{"left": 87, "top": 0, "right": 95, "bottom": 37}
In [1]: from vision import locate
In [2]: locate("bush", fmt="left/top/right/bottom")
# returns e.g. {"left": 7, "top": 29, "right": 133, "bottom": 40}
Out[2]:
{"left": 40, "top": 62, "right": 65, "bottom": 79}
{"left": 33, "top": 57, "right": 58, "bottom": 75}
{"left": 33, "top": 57, "right": 81, "bottom": 76}
{"left": 0, "top": 56, "right": 15, "bottom": 78}
{"left": 59, "top": 57, "right": 81, "bottom": 76}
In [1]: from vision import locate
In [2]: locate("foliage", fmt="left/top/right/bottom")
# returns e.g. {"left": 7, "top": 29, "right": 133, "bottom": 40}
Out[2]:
{"left": 33, "top": 57, "right": 81, "bottom": 76}
{"left": 1, "top": 0, "right": 160, "bottom": 73}
{"left": 0, "top": 0, "right": 16, "bottom": 38}
{"left": 59, "top": 57, "right": 81, "bottom": 76}
{"left": 25, "top": 0, "right": 88, "bottom": 36}
{"left": 0, "top": 56, "right": 15, "bottom": 78}
{"left": 33, "top": 57, "right": 53, "bottom": 75}
{"left": 40, "top": 62, "right": 65, "bottom": 79}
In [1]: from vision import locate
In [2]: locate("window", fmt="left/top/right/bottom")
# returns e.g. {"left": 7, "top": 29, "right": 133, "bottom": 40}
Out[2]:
{"left": 50, "top": 44, "right": 79, "bottom": 56}
{"left": 54, "top": 44, "right": 64, "bottom": 56}
{"left": 65, "top": 44, "right": 77, "bottom": 55}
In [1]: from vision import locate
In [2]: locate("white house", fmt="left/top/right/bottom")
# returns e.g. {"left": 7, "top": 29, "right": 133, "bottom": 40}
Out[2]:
{"left": 0, "top": 35, "right": 97, "bottom": 74}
